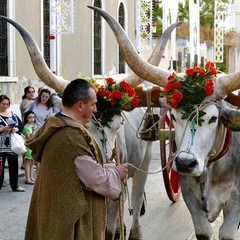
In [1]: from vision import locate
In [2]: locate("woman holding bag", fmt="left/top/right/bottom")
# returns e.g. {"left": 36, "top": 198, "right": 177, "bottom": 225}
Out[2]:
{"left": 0, "top": 94, "right": 25, "bottom": 192}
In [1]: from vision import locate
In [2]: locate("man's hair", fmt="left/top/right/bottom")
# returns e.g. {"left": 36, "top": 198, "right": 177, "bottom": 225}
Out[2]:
{"left": 62, "top": 79, "right": 96, "bottom": 107}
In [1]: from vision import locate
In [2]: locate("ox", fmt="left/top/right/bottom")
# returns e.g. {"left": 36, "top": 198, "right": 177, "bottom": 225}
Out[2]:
{"left": 0, "top": 14, "right": 180, "bottom": 240}
{"left": 91, "top": 6, "right": 240, "bottom": 240}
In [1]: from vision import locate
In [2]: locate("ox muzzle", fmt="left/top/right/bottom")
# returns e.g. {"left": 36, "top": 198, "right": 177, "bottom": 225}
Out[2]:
{"left": 175, "top": 151, "right": 198, "bottom": 174}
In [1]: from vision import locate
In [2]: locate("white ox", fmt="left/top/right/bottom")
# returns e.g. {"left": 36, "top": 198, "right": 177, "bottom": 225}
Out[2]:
{"left": 91, "top": 6, "right": 240, "bottom": 240}
{"left": 0, "top": 14, "right": 181, "bottom": 240}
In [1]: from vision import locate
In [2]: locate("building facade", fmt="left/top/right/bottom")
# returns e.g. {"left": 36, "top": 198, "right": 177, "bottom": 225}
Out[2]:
{"left": 0, "top": 0, "right": 240, "bottom": 107}
{"left": 0, "top": 0, "right": 137, "bottom": 104}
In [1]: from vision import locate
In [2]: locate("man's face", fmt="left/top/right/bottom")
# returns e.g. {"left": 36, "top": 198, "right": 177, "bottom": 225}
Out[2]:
{"left": 80, "top": 88, "right": 97, "bottom": 124}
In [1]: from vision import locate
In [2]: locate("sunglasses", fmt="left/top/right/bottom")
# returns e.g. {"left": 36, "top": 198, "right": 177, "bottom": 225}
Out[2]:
{"left": 27, "top": 90, "right": 35, "bottom": 93}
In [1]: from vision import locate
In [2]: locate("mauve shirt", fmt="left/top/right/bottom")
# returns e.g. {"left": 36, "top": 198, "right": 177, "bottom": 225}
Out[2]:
{"left": 74, "top": 155, "right": 122, "bottom": 200}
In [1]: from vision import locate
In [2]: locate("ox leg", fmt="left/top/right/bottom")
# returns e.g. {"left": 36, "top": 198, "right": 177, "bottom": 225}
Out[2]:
{"left": 180, "top": 176, "right": 213, "bottom": 240}
{"left": 106, "top": 200, "right": 120, "bottom": 240}
{"left": 219, "top": 196, "right": 240, "bottom": 240}
{"left": 128, "top": 172, "right": 147, "bottom": 240}
{"left": 128, "top": 153, "right": 152, "bottom": 240}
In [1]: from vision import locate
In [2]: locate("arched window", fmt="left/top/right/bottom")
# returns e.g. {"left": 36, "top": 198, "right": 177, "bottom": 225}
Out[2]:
{"left": 93, "top": 0, "right": 102, "bottom": 75}
{"left": 43, "top": 0, "right": 50, "bottom": 68}
{"left": 0, "top": 0, "right": 8, "bottom": 76}
{"left": 118, "top": 3, "right": 125, "bottom": 74}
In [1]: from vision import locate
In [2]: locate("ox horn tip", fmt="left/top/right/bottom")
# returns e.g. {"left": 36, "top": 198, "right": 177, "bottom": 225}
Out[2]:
{"left": 87, "top": 5, "right": 95, "bottom": 10}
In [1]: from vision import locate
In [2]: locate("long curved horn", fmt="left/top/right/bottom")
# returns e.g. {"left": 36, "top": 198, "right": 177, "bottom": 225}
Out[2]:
{"left": 0, "top": 16, "right": 69, "bottom": 93}
{"left": 216, "top": 72, "right": 240, "bottom": 96}
{"left": 88, "top": 6, "right": 171, "bottom": 87}
{"left": 124, "top": 22, "right": 182, "bottom": 87}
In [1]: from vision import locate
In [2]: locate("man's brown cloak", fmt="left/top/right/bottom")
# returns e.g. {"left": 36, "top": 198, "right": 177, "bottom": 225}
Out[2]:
{"left": 25, "top": 115, "right": 106, "bottom": 240}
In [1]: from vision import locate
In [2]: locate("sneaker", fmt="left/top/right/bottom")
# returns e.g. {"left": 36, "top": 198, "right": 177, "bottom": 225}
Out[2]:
{"left": 12, "top": 187, "right": 26, "bottom": 192}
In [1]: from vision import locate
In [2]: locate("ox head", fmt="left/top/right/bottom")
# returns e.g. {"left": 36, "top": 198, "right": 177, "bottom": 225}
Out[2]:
{"left": 0, "top": 11, "right": 179, "bottom": 162}
{"left": 86, "top": 7, "right": 240, "bottom": 175}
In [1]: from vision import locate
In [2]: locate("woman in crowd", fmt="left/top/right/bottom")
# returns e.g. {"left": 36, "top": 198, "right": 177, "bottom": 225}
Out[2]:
{"left": 0, "top": 94, "right": 25, "bottom": 192}
{"left": 19, "top": 86, "right": 35, "bottom": 121}
{"left": 27, "top": 88, "right": 55, "bottom": 130}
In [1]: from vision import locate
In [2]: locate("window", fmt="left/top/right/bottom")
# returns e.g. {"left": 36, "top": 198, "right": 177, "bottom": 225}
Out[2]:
{"left": 93, "top": 0, "right": 102, "bottom": 75}
{"left": 44, "top": 0, "right": 50, "bottom": 68}
{"left": 0, "top": 0, "right": 8, "bottom": 76}
{"left": 118, "top": 3, "right": 125, "bottom": 74}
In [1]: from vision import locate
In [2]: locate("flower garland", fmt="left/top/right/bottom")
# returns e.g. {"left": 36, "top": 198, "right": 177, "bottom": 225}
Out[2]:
{"left": 90, "top": 77, "right": 139, "bottom": 127}
{"left": 164, "top": 61, "right": 217, "bottom": 123}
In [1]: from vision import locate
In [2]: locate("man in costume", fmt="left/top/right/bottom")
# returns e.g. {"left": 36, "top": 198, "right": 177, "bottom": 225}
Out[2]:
{"left": 25, "top": 79, "right": 128, "bottom": 240}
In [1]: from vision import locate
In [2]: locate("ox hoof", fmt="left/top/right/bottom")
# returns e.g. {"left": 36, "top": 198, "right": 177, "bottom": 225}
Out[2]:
{"left": 196, "top": 234, "right": 211, "bottom": 240}
{"left": 105, "top": 229, "right": 114, "bottom": 240}
{"left": 128, "top": 229, "right": 143, "bottom": 240}
{"left": 105, "top": 225, "right": 126, "bottom": 240}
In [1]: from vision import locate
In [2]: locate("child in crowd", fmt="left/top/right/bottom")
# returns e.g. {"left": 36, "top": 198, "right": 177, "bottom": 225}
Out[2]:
{"left": 23, "top": 111, "right": 36, "bottom": 185}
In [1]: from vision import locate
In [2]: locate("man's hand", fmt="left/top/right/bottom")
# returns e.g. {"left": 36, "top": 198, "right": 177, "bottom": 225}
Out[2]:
{"left": 116, "top": 164, "right": 128, "bottom": 181}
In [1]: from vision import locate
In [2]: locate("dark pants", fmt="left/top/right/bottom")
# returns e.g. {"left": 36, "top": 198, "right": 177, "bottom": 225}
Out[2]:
{"left": 0, "top": 153, "right": 19, "bottom": 190}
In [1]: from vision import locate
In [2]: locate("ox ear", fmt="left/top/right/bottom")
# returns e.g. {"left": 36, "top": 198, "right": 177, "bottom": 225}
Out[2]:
{"left": 220, "top": 100, "right": 240, "bottom": 131}
{"left": 225, "top": 93, "right": 240, "bottom": 108}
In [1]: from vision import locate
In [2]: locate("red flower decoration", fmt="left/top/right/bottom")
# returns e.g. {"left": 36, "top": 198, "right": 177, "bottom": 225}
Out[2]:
{"left": 131, "top": 96, "right": 139, "bottom": 108}
{"left": 168, "top": 72, "right": 177, "bottom": 82}
{"left": 106, "top": 77, "right": 116, "bottom": 86}
{"left": 90, "top": 78, "right": 139, "bottom": 127}
{"left": 164, "top": 60, "right": 217, "bottom": 121}
{"left": 185, "top": 68, "right": 195, "bottom": 75}
{"left": 171, "top": 92, "right": 183, "bottom": 109}
{"left": 164, "top": 82, "right": 175, "bottom": 92}
{"left": 111, "top": 90, "right": 123, "bottom": 99}
{"left": 204, "top": 79, "right": 214, "bottom": 96}
{"left": 205, "top": 61, "right": 215, "bottom": 69}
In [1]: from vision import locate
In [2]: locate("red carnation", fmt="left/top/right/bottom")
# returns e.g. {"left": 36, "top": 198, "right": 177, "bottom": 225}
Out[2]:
{"left": 167, "top": 72, "right": 177, "bottom": 82}
{"left": 98, "top": 90, "right": 105, "bottom": 98}
{"left": 171, "top": 91, "right": 183, "bottom": 109}
{"left": 106, "top": 78, "right": 116, "bottom": 86}
{"left": 209, "top": 67, "right": 217, "bottom": 77}
{"left": 131, "top": 96, "right": 139, "bottom": 108}
{"left": 104, "top": 90, "right": 112, "bottom": 99}
{"left": 186, "top": 68, "right": 195, "bottom": 76}
{"left": 198, "top": 69, "right": 206, "bottom": 77}
{"left": 164, "top": 82, "right": 175, "bottom": 92}
{"left": 120, "top": 80, "right": 130, "bottom": 91}
{"left": 125, "top": 87, "right": 136, "bottom": 97}
{"left": 204, "top": 79, "right": 214, "bottom": 96}
{"left": 174, "top": 81, "right": 181, "bottom": 89}
{"left": 205, "top": 61, "right": 215, "bottom": 70}
{"left": 111, "top": 90, "right": 123, "bottom": 99}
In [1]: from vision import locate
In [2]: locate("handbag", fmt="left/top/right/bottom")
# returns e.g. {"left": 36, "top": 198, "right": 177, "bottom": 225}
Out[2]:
{"left": 11, "top": 133, "right": 26, "bottom": 155}
{"left": 0, "top": 115, "right": 26, "bottom": 155}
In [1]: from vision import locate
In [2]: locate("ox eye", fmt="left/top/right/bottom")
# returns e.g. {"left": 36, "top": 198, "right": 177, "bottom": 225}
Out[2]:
{"left": 208, "top": 116, "right": 217, "bottom": 124}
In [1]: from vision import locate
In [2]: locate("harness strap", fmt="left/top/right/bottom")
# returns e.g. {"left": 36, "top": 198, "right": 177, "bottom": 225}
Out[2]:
{"left": 208, "top": 130, "right": 232, "bottom": 165}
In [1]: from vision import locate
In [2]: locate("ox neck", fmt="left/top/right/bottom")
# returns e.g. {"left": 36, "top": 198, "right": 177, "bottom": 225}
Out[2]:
{"left": 196, "top": 169, "right": 209, "bottom": 213}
